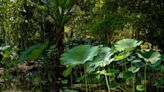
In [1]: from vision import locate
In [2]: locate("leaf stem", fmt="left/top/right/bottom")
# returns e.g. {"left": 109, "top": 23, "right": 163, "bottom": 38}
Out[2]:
{"left": 105, "top": 75, "right": 111, "bottom": 92}
{"left": 144, "top": 65, "right": 147, "bottom": 92}
{"left": 84, "top": 65, "right": 88, "bottom": 92}
{"left": 132, "top": 75, "right": 135, "bottom": 92}
{"left": 124, "top": 59, "right": 127, "bottom": 71}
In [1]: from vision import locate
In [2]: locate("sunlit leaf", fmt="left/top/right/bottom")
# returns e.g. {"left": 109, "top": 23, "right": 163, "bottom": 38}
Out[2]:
{"left": 114, "top": 39, "right": 142, "bottom": 51}
{"left": 148, "top": 60, "right": 161, "bottom": 68}
{"left": 60, "top": 45, "right": 99, "bottom": 66}
{"left": 114, "top": 52, "right": 130, "bottom": 61}
{"left": 96, "top": 70, "right": 113, "bottom": 76}
{"left": 136, "top": 85, "right": 145, "bottom": 91}
{"left": 128, "top": 66, "right": 140, "bottom": 73}
{"left": 137, "top": 50, "right": 161, "bottom": 64}
{"left": 63, "top": 67, "right": 72, "bottom": 77}
{"left": 86, "top": 47, "right": 114, "bottom": 72}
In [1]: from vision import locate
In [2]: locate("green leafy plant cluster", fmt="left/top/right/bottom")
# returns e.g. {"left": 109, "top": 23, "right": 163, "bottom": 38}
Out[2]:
{"left": 60, "top": 39, "right": 163, "bottom": 92}
{"left": 0, "top": 45, "right": 19, "bottom": 68}
{"left": 0, "top": 42, "right": 50, "bottom": 91}
{"left": 65, "top": 37, "right": 106, "bottom": 49}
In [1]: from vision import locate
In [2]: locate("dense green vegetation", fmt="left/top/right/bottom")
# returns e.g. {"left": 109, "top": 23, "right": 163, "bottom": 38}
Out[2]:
{"left": 0, "top": 0, "right": 164, "bottom": 92}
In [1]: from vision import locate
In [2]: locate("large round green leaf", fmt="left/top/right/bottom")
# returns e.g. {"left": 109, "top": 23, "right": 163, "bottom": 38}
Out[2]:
{"left": 114, "top": 39, "right": 142, "bottom": 51}
{"left": 137, "top": 50, "right": 161, "bottom": 64}
{"left": 86, "top": 47, "right": 114, "bottom": 72}
{"left": 60, "top": 45, "right": 99, "bottom": 66}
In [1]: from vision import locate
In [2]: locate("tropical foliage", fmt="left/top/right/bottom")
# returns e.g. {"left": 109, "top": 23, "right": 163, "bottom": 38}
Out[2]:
{"left": 0, "top": 0, "right": 164, "bottom": 92}
{"left": 61, "top": 39, "right": 163, "bottom": 92}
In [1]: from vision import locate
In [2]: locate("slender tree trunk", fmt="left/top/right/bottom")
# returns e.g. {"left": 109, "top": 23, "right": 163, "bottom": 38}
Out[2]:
{"left": 40, "top": 14, "right": 45, "bottom": 41}
{"left": 53, "top": 26, "right": 65, "bottom": 91}
{"left": 56, "top": 28, "right": 64, "bottom": 64}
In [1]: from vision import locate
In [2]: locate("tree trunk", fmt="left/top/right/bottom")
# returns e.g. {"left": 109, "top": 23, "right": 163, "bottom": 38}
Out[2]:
{"left": 40, "top": 14, "right": 45, "bottom": 41}
{"left": 56, "top": 27, "right": 65, "bottom": 65}
{"left": 53, "top": 26, "right": 65, "bottom": 91}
